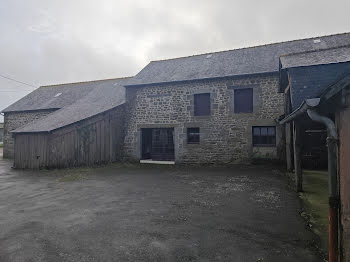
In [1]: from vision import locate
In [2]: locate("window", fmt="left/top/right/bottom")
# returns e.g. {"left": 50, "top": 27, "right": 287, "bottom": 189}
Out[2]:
{"left": 253, "top": 126, "right": 276, "bottom": 146}
{"left": 153, "top": 129, "right": 160, "bottom": 142}
{"left": 194, "top": 93, "right": 210, "bottom": 116}
{"left": 234, "top": 88, "right": 253, "bottom": 113}
{"left": 187, "top": 128, "right": 200, "bottom": 144}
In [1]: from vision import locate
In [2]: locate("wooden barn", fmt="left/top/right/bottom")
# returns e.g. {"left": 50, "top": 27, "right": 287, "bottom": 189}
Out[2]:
{"left": 10, "top": 77, "right": 129, "bottom": 169}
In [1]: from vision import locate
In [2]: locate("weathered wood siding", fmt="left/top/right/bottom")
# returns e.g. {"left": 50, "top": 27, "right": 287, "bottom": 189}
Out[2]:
{"left": 14, "top": 133, "right": 49, "bottom": 169}
{"left": 13, "top": 105, "right": 125, "bottom": 169}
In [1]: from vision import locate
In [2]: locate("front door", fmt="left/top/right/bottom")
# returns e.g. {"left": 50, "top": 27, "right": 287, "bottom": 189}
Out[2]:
{"left": 141, "top": 128, "right": 175, "bottom": 161}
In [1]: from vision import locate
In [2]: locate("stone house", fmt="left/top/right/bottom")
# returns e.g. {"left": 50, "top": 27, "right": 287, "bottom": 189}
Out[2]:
{"left": 123, "top": 33, "right": 350, "bottom": 164}
{"left": 124, "top": 74, "right": 285, "bottom": 164}
{"left": 1, "top": 32, "right": 350, "bottom": 168}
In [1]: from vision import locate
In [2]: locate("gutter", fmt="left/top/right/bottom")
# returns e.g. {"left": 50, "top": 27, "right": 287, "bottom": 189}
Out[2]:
{"left": 278, "top": 98, "right": 320, "bottom": 124}
{"left": 306, "top": 109, "right": 339, "bottom": 262}
{"left": 279, "top": 98, "right": 339, "bottom": 262}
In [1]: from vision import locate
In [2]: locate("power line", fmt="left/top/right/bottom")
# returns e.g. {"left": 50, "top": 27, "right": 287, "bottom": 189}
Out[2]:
{"left": 0, "top": 73, "right": 37, "bottom": 89}
{"left": 0, "top": 90, "right": 33, "bottom": 92}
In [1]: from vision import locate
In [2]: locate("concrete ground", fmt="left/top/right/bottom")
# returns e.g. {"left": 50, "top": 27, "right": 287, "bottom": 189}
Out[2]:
{"left": 0, "top": 160, "right": 321, "bottom": 262}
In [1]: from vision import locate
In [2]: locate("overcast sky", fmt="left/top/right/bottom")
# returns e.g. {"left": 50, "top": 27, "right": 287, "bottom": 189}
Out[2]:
{"left": 1, "top": 0, "right": 350, "bottom": 122}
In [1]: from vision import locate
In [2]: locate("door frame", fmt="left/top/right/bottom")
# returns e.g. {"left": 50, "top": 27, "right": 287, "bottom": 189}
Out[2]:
{"left": 140, "top": 127, "right": 175, "bottom": 161}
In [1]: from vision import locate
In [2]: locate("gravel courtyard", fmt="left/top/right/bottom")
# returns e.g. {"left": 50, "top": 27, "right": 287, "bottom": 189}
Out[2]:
{"left": 0, "top": 159, "right": 321, "bottom": 262}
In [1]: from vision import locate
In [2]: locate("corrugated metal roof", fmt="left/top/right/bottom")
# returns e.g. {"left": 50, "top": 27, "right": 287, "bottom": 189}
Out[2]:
{"left": 12, "top": 77, "right": 130, "bottom": 133}
{"left": 126, "top": 32, "right": 350, "bottom": 86}
{"left": 280, "top": 46, "right": 350, "bottom": 69}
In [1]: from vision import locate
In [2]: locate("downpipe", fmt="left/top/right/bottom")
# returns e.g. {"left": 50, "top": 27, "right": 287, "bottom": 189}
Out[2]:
{"left": 307, "top": 109, "right": 339, "bottom": 262}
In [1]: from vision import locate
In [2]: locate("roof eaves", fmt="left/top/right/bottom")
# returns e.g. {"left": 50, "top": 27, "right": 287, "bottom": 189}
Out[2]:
{"left": 11, "top": 130, "right": 50, "bottom": 135}
{"left": 125, "top": 71, "right": 279, "bottom": 88}
{"left": 40, "top": 76, "right": 133, "bottom": 88}
{"left": 281, "top": 61, "right": 350, "bottom": 70}
{"left": 1, "top": 108, "right": 60, "bottom": 114}
{"left": 11, "top": 103, "right": 125, "bottom": 134}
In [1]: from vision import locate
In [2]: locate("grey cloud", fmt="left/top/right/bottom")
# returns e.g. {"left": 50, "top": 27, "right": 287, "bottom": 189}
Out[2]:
{"left": 1, "top": 0, "right": 350, "bottom": 122}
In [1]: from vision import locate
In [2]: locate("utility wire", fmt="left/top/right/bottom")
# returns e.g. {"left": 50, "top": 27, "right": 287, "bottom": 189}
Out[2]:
{"left": 0, "top": 73, "right": 37, "bottom": 89}
{"left": 0, "top": 90, "right": 33, "bottom": 92}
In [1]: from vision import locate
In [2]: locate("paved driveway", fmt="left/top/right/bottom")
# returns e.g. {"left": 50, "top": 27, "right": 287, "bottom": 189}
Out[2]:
{"left": 0, "top": 160, "right": 320, "bottom": 262}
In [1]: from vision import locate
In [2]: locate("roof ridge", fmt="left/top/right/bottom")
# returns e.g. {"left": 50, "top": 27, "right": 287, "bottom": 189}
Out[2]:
{"left": 40, "top": 76, "right": 132, "bottom": 88}
{"left": 149, "top": 31, "right": 350, "bottom": 63}
{"left": 280, "top": 44, "right": 350, "bottom": 58}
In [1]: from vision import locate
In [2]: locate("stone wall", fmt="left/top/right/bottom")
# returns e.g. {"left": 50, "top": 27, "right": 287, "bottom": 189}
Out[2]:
{"left": 124, "top": 73, "right": 285, "bottom": 164}
{"left": 3, "top": 110, "right": 56, "bottom": 159}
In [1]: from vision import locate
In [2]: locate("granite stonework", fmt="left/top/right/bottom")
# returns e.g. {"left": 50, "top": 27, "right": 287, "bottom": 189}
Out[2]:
{"left": 124, "top": 73, "right": 285, "bottom": 164}
{"left": 3, "top": 110, "right": 55, "bottom": 159}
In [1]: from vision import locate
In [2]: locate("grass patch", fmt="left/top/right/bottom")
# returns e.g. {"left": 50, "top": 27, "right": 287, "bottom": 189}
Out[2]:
{"left": 104, "top": 161, "right": 179, "bottom": 170}
{"left": 299, "top": 170, "right": 329, "bottom": 253}
{"left": 58, "top": 168, "right": 91, "bottom": 182}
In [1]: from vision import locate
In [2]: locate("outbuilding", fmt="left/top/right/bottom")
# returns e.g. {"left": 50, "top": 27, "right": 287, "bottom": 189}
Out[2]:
{"left": 278, "top": 49, "right": 350, "bottom": 262}
{"left": 6, "top": 78, "right": 129, "bottom": 169}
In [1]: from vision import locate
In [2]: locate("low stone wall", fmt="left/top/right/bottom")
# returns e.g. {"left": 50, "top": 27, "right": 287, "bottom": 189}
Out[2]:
{"left": 3, "top": 110, "right": 56, "bottom": 159}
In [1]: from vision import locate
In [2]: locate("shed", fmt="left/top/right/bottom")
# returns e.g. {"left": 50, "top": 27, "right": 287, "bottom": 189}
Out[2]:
{"left": 279, "top": 73, "right": 350, "bottom": 262}
{"left": 1, "top": 78, "right": 108, "bottom": 159}
{"left": 279, "top": 47, "right": 350, "bottom": 171}
{"left": 11, "top": 77, "right": 130, "bottom": 169}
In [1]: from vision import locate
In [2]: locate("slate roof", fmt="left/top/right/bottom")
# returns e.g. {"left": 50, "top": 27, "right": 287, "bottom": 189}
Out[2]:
{"left": 12, "top": 77, "right": 130, "bottom": 133}
{"left": 288, "top": 62, "right": 350, "bottom": 110}
{"left": 280, "top": 46, "right": 350, "bottom": 69}
{"left": 279, "top": 72, "right": 350, "bottom": 124}
{"left": 126, "top": 32, "right": 350, "bottom": 86}
{"left": 1, "top": 80, "right": 103, "bottom": 113}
